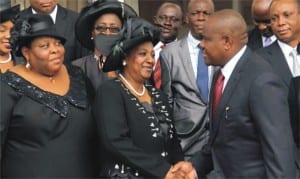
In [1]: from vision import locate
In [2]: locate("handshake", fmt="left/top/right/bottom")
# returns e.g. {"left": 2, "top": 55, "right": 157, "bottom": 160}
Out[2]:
{"left": 165, "top": 161, "right": 197, "bottom": 179}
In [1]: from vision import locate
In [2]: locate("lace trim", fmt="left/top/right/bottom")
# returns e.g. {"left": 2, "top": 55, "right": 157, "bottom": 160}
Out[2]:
{"left": 1, "top": 67, "right": 88, "bottom": 118}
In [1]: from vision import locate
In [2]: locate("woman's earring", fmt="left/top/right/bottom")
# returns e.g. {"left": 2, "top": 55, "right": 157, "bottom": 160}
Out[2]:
{"left": 25, "top": 61, "right": 30, "bottom": 69}
{"left": 122, "top": 60, "right": 126, "bottom": 66}
{"left": 91, "top": 36, "right": 94, "bottom": 40}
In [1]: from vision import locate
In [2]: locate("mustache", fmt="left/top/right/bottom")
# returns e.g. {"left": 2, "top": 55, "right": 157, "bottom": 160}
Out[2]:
{"left": 154, "top": 23, "right": 172, "bottom": 31}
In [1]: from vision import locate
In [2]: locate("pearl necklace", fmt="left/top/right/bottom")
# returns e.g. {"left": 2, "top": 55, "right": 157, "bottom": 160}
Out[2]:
{"left": 119, "top": 73, "right": 145, "bottom": 97}
{"left": 0, "top": 53, "right": 12, "bottom": 64}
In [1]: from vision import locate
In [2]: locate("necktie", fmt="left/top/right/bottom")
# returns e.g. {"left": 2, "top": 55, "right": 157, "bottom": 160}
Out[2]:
{"left": 196, "top": 45, "right": 209, "bottom": 102}
{"left": 263, "top": 37, "right": 272, "bottom": 47}
{"left": 290, "top": 49, "right": 300, "bottom": 77}
{"left": 213, "top": 71, "right": 224, "bottom": 118}
{"left": 297, "top": 44, "right": 300, "bottom": 54}
{"left": 153, "top": 44, "right": 165, "bottom": 89}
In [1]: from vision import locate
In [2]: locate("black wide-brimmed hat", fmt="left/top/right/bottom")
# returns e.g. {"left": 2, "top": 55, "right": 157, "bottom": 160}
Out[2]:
{"left": 95, "top": 17, "right": 160, "bottom": 72}
{"left": 0, "top": 0, "right": 20, "bottom": 23}
{"left": 10, "top": 14, "right": 66, "bottom": 57}
{"left": 75, "top": 0, "right": 137, "bottom": 50}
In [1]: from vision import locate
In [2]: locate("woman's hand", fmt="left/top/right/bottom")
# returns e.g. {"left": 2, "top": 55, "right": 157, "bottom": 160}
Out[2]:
{"left": 164, "top": 161, "right": 197, "bottom": 179}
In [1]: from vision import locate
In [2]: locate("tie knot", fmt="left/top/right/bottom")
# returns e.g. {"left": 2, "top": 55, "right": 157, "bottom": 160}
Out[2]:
{"left": 160, "top": 44, "right": 166, "bottom": 49}
{"left": 290, "top": 49, "right": 297, "bottom": 57}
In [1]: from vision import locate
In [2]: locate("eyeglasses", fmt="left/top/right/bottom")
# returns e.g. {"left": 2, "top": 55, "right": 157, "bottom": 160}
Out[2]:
{"left": 156, "top": 15, "right": 181, "bottom": 24}
{"left": 94, "top": 25, "right": 121, "bottom": 34}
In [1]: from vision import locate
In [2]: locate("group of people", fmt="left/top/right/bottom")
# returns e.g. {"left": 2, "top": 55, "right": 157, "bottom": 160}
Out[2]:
{"left": 0, "top": 0, "right": 299, "bottom": 178}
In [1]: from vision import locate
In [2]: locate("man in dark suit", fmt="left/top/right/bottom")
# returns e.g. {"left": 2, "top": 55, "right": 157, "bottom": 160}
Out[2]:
{"left": 189, "top": 9, "right": 296, "bottom": 178}
{"left": 256, "top": 0, "right": 300, "bottom": 175}
{"left": 160, "top": 0, "right": 215, "bottom": 160}
{"left": 19, "top": 0, "right": 89, "bottom": 64}
{"left": 257, "top": 0, "right": 300, "bottom": 84}
{"left": 248, "top": 0, "right": 276, "bottom": 51}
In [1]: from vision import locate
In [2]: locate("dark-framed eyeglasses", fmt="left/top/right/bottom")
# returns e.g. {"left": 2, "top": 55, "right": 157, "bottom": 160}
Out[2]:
{"left": 155, "top": 15, "right": 181, "bottom": 24}
{"left": 94, "top": 25, "right": 121, "bottom": 34}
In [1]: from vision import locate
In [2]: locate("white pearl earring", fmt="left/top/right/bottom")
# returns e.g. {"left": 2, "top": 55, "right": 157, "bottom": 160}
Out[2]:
{"left": 122, "top": 60, "right": 127, "bottom": 66}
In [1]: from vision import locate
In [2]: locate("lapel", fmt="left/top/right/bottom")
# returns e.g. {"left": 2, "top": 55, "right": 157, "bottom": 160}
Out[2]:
{"left": 266, "top": 42, "right": 293, "bottom": 87}
{"left": 54, "top": 5, "right": 68, "bottom": 36}
{"left": 179, "top": 38, "right": 199, "bottom": 92}
{"left": 210, "top": 48, "right": 251, "bottom": 140}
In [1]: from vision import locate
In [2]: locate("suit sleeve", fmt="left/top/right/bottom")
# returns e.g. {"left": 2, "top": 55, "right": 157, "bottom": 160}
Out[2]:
{"left": 93, "top": 82, "right": 172, "bottom": 177}
{"left": 160, "top": 51, "right": 174, "bottom": 108}
{"left": 249, "top": 72, "right": 296, "bottom": 177}
{"left": 190, "top": 143, "right": 213, "bottom": 177}
{"left": 289, "top": 78, "right": 300, "bottom": 148}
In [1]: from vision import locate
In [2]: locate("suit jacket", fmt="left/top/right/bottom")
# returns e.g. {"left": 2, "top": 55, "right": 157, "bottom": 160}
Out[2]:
{"left": 191, "top": 47, "right": 296, "bottom": 178}
{"left": 289, "top": 77, "right": 300, "bottom": 170}
{"left": 256, "top": 41, "right": 293, "bottom": 87}
{"left": 160, "top": 37, "right": 216, "bottom": 159}
{"left": 93, "top": 79, "right": 183, "bottom": 178}
{"left": 20, "top": 4, "right": 90, "bottom": 64}
{"left": 72, "top": 55, "right": 108, "bottom": 92}
{"left": 248, "top": 27, "right": 264, "bottom": 51}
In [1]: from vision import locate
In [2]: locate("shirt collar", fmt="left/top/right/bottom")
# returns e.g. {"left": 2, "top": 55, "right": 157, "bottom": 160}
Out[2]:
{"left": 32, "top": 5, "right": 58, "bottom": 23}
{"left": 187, "top": 31, "right": 200, "bottom": 49}
{"left": 277, "top": 40, "right": 296, "bottom": 57}
{"left": 221, "top": 45, "right": 247, "bottom": 81}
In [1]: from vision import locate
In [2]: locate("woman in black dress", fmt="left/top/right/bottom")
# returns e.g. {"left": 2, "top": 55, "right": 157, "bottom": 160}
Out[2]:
{"left": 72, "top": 0, "right": 137, "bottom": 91}
{"left": 0, "top": 4, "right": 19, "bottom": 73}
{"left": 0, "top": 14, "right": 98, "bottom": 177}
{"left": 93, "top": 17, "right": 195, "bottom": 179}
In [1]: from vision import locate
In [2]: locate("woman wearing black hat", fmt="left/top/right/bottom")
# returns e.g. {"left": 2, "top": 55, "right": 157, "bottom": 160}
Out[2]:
{"left": 0, "top": 4, "right": 19, "bottom": 73}
{"left": 72, "top": 0, "right": 137, "bottom": 91}
{"left": 93, "top": 17, "right": 196, "bottom": 178}
{"left": 0, "top": 14, "right": 98, "bottom": 177}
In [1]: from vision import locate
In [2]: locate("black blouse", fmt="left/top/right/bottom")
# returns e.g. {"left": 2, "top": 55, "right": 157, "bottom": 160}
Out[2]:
{"left": 0, "top": 66, "right": 98, "bottom": 177}
{"left": 93, "top": 78, "right": 183, "bottom": 178}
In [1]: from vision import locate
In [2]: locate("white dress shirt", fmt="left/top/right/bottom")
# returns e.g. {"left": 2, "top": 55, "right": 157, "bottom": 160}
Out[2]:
{"left": 277, "top": 40, "right": 300, "bottom": 77}
{"left": 220, "top": 45, "right": 247, "bottom": 92}
{"left": 187, "top": 32, "right": 214, "bottom": 90}
{"left": 32, "top": 5, "right": 58, "bottom": 24}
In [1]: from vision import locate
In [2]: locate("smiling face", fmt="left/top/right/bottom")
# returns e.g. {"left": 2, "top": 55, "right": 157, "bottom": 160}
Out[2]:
{"left": 0, "top": 20, "right": 14, "bottom": 55}
{"left": 22, "top": 36, "right": 65, "bottom": 76}
{"left": 124, "top": 41, "right": 155, "bottom": 82}
{"left": 200, "top": 20, "right": 225, "bottom": 66}
{"left": 270, "top": 0, "right": 300, "bottom": 46}
{"left": 30, "top": 0, "right": 57, "bottom": 14}
{"left": 153, "top": 3, "right": 182, "bottom": 43}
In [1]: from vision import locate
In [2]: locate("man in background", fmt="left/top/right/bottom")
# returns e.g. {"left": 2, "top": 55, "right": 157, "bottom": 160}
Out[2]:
{"left": 20, "top": 0, "right": 89, "bottom": 64}
{"left": 248, "top": 0, "right": 276, "bottom": 51}
{"left": 151, "top": 1, "right": 183, "bottom": 89}
{"left": 160, "top": 0, "right": 215, "bottom": 159}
